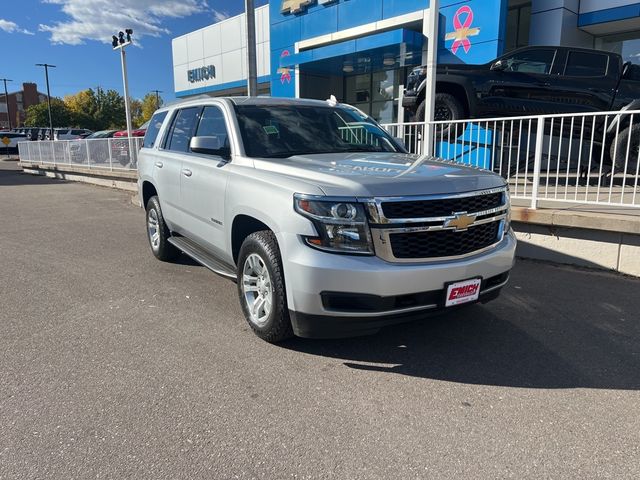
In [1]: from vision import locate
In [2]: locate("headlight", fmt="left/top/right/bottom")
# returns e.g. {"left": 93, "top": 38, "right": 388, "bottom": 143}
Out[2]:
{"left": 294, "top": 194, "right": 374, "bottom": 255}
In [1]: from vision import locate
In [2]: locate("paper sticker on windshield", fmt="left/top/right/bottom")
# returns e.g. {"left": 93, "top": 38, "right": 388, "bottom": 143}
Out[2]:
{"left": 263, "top": 125, "right": 279, "bottom": 135}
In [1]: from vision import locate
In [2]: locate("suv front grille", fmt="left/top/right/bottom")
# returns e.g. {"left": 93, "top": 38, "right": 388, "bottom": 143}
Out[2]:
{"left": 389, "top": 221, "right": 501, "bottom": 259}
{"left": 381, "top": 192, "right": 503, "bottom": 219}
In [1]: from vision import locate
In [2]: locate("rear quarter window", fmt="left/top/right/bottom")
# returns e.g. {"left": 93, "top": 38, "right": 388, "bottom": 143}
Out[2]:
{"left": 143, "top": 111, "right": 169, "bottom": 149}
{"left": 564, "top": 51, "right": 609, "bottom": 77}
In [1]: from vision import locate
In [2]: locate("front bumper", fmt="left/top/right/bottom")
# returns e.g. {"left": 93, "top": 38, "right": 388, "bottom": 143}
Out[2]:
{"left": 279, "top": 230, "right": 517, "bottom": 338}
{"left": 401, "top": 93, "right": 418, "bottom": 110}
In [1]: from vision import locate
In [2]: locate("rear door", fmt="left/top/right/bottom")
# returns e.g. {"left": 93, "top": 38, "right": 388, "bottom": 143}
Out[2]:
{"left": 179, "top": 104, "right": 232, "bottom": 257}
{"left": 551, "top": 50, "right": 615, "bottom": 113}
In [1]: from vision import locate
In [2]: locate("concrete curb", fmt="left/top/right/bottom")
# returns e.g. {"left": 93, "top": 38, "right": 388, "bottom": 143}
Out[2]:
{"left": 512, "top": 207, "right": 640, "bottom": 235}
{"left": 20, "top": 162, "right": 138, "bottom": 192}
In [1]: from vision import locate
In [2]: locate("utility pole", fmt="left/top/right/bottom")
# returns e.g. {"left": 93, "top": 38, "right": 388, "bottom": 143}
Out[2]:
{"left": 0, "top": 78, "right": 12, "bottom": 130}
{"left": 151, "top": 89, "right": 162, "bottom": 108}
{"left": 36, "top": 63, "right": 56, "bottom": 137}
{"left": 245, "top": 0, "right": 258, "bottom": 97}
{"left": 112, "top": 30, "right": 134, "bottom": 164}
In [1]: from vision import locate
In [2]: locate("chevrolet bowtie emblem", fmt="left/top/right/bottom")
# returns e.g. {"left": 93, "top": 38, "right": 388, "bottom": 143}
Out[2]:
{"left": 281, "top": 0, "right": 314, "bottom": 14}
{"left": 445, "top": 212, "right": 476, "bottom": 231}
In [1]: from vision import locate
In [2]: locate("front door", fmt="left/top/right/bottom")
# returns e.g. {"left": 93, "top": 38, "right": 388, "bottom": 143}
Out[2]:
{"left": 179, "top": 105, "right": 231, "bottom": 258}
{"left": 154, "top": 107, "right": 201, "bottom": 231}
{"left": 480, "top": 48, "right": 560, "bottom": 116}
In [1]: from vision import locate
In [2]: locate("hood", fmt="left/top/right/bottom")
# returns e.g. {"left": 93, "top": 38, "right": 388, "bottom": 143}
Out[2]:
{"left": 252, "top": 153, "right": 505, "bottom": 198}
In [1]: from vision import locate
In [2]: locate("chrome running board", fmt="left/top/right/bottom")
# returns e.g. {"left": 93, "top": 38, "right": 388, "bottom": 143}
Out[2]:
{"left": 168, "top": 236, "right": 237, "bottom": 281}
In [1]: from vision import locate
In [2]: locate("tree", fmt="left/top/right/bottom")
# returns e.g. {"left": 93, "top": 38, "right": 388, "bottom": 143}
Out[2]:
{"left": 130, "top": 99, "right": 143, "bottom": 128}
{"left": 137, "top": 93, "right": 163, "bottom": 127}
{"left": 24, "top": 98, "right": 72, "bottom": 128}
{"left": 63, "top": 87, "right": 126, "bottom": 131}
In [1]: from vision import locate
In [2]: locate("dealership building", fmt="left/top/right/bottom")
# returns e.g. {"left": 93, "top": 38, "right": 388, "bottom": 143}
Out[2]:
{"left": 172, "top": 0, "right": 640, "bottom": 122}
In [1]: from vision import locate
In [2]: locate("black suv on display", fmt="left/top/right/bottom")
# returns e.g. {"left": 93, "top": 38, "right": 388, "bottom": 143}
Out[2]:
{"left": 403, "top": 46, "right": 640, "bottom": 171}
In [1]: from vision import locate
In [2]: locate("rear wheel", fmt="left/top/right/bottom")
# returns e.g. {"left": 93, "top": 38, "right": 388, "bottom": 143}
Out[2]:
{"left": 610, "top": 124, "right": 640, "bottom": 173}
{"left": 237, "top": 231, "right": 293, "bottom": 343}
{"left": 146, "top": 196, "right": 178, "bottom": 261}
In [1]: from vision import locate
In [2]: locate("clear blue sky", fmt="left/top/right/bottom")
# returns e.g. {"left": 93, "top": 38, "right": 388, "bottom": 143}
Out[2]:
{"left": 1, "top": 0, "right": 267, "bottom": 102}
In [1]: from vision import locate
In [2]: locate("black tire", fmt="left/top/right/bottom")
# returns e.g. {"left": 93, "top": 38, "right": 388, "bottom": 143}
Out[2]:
{"left": 416, "top": 94, "right": 465, "bottom": 139}
{"left": 237, "top": 231, "right": 293, "bottom": 343}
{"left": 610, "top": 124, "right": 640, "bottom": 173}
{"left": 145, "top": 196, "right": 178, "bottom": 262}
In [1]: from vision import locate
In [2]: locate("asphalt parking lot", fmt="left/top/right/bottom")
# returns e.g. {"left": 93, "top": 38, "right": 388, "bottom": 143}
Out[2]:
{"left": 1, "top": 161, "right": 639, "bottom": 479}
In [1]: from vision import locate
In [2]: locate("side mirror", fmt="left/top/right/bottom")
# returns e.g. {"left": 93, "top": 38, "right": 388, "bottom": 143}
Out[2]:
{"left": 190, "top": 136, "right": 231, "bottom": 159}
{"left": 491, "top": 60, "right": 507, "bottom": 71}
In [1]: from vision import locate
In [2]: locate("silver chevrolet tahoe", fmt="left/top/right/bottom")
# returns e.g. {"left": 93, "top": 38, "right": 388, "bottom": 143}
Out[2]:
{"left": 138, "top": 97, "right": 516, "bottom": 343}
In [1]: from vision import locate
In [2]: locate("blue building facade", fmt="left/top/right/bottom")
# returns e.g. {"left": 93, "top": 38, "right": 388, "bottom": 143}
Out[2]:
{"left": 174, "top": 0, "right": 640, "bottom": 122}
{"left": 268, "top": 0, "right": 507, "bottom": 121}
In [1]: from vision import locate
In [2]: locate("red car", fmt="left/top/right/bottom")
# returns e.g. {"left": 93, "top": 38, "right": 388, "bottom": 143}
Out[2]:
{"left": 112, "top": 121, "right": 148, "bottom": 165}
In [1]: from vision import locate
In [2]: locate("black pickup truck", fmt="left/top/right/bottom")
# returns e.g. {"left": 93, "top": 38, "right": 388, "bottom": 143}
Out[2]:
{"left": 403, "top": 46, "right": 640, "bottom": 169}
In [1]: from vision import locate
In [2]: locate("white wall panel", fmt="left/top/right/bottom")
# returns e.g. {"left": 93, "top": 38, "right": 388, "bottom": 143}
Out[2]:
{"left": 172, "top": 36, "right": 188, "bottom": 67}
{"left": 220, "top": 16, "right": 243, "bottom": 53}
{"left": 203, "top": 25, "right": 222, "bottom": 57}
{"left": 580, "top": 0, "right": 637, "bottom": 14}
{"left": 173, "top": 4, "right": 270, "bottom": 94}
{"left": 186, "top": 31, "right": 204, "bottom": 63}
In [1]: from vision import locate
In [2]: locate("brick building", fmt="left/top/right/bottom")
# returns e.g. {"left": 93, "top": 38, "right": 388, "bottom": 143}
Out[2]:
{"left": 0, "top": 83, "right": 47, "bottom": 129}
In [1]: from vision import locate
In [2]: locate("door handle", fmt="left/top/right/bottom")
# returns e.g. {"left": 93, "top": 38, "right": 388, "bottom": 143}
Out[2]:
{"left": 154, "top": 161, "right": 163, "bottom": 168}
{"left": 182, "top": 168, "right": 193, "bottom": 177}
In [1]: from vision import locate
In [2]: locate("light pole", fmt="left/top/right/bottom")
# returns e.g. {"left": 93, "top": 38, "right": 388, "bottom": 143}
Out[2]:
{"left": 36, "top": 63, "right": 56, "bottom": 137}
{"left": 151, "top": 89, "right": 162, "bottom": 108}
{"left": 112, "top": 29, "right": 134, "bottom": 163}
{"left": 0, "top": 78, "right": 12, "bottom": 129}
{"left": 245, "top": 0, "right": 258, "bottom": 96}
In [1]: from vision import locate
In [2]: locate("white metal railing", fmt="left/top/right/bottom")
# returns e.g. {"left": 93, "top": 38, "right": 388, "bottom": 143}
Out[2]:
{"left": 17, "top": 137, "right": 144, "bottom": 171}
{"left": 382, "top": 110, "right": 640, "bottom": 209}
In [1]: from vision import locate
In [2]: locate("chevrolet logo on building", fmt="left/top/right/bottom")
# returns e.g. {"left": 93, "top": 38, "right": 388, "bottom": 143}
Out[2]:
{"left": 444, "top": 212, "right": 477, "bottom": 231}
{"left": 281, "top": 0, "right": 337, "bottom": 14}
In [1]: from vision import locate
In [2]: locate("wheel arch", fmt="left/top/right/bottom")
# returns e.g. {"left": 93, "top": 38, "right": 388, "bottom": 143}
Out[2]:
{"left": 141, "top": 180, "right": 158, "bottom": 209}
{"left": 231, "top": 213, "right": 276, "bottom": 266}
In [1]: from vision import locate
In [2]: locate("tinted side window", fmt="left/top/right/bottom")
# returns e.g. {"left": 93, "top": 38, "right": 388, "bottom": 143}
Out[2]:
{"left": 195, "top": 106, "right": 230, "bottom": 150}
{"left": 143, "top": 111, "right": 168, "bottom": 149}
{"left": 504, "top": 49, "right": 555, "bottom": 74}
{"left": 166, "top": 107, "right": 200, "bottom": 152}
{"left": 564, "top": 52, "right": 608, "bottom": 77}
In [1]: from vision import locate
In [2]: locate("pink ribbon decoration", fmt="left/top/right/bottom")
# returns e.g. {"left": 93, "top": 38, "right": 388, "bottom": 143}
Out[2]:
{"left": 450, "top": 6, "right": 476, "bottom": 55}
{"left": 278, "top": 50, "right": 292, "bottom": 85}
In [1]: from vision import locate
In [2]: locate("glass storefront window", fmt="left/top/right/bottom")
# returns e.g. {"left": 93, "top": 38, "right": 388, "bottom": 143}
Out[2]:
{"left": 596, "top": 33, "right": 640, "bottom": 65}
{"left": 344, "top": 68, "right": 404, "bottom": 124}
{"left": 505, "top": 1, "right": 531, "bottom": 52}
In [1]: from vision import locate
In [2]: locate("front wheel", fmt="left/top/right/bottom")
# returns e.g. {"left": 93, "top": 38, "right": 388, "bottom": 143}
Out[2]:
{"left": 416, "top": 93, "right": 465, "bottom": 139}
{"left": 237, "top": 231, "right": 293, "bottom": 343}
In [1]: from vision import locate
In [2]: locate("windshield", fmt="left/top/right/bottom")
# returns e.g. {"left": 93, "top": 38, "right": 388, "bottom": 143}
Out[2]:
{"left": 234, "top": 104, "right": 402, "bottom": 158}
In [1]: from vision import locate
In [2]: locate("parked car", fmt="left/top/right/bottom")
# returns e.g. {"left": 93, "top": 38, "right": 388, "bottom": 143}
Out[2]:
{"left": 54, "top": 128, "right": 93, "bottom": 140}
{"left": 137, "top": 97, "right": 516, "bottom": 342}
{"left": 84, "top": 129, "right": 118, "bottom": 139}
{"left": 112, "top": 122, "right": 148, "bottom": 165}
{"left": 0, "top": 132, "right": 28, "bottom": 153}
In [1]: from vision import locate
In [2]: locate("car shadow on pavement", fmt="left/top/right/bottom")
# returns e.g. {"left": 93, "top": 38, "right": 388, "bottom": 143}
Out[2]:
{"left": 0, "top": 164, "right": 67, "bottom": 186}
{"left": 281, "top": 263, "right": 640, "bottom": 390}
